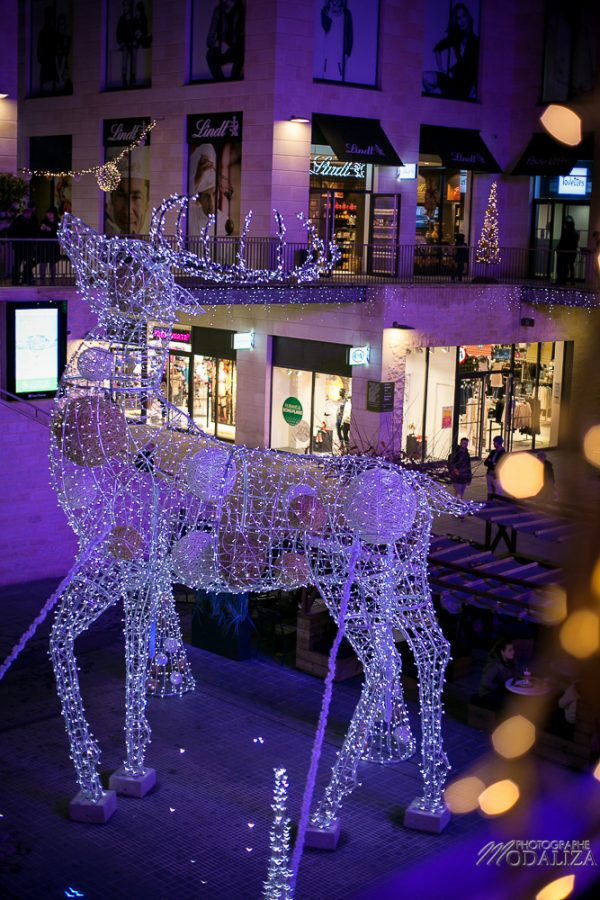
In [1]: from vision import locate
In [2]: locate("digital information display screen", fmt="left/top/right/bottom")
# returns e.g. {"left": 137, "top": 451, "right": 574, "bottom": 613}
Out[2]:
{"left": 14, "top": 307, "right": 60, "bottom": 394}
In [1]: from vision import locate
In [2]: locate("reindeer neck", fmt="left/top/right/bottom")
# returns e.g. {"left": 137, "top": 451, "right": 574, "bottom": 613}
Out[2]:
{"left": 61, "top": 317, "right": 174, "bottom": 397}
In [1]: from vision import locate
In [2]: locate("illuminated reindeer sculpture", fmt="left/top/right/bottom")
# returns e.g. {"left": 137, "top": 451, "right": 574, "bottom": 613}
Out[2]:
{"left": 49, "top": 196, "right": 471, "bottom": 833}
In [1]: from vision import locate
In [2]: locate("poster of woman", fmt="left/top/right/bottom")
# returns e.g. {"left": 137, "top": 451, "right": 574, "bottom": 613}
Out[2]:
{"left": 186, "top": 113, "right": 242, "bottom": 239}
{"left": 106, "top": 0, "right": 153, "bottom": 89}
{"left": 190, "top": 0, "right": 245, "bottom": 82}
{"left": 422, "top": 0, "right": 480, "bottom": 101}
{"left": 30, "top": 0, "right": 73, "bottom": 96}
{"left": 314, "top": 0, "right": 379, "bottom": 86}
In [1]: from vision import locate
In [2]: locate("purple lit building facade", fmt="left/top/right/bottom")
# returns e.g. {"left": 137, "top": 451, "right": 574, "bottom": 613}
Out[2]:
{"left": 1, "top": 0, "right": 600, "bottom": 586}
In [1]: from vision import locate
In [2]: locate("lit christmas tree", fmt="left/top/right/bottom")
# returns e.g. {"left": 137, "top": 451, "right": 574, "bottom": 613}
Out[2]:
{"left": 263, "top": 768, "right": 293, "bottom": 900}
{"left": 476, "top": 181, "right": 501, "bottom": 264}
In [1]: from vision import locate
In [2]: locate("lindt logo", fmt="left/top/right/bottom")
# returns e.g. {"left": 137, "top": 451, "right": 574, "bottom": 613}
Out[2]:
{"left": 191, "top": 116, "right": 240, "bottom": 140}
{"left": 109, "top": 123, "right": 145, "bottom": 142}
{"left": 345, "top": 142, "right": 384, "bottom": 157}
{"left": 451, "top": 151, "right": 485, "bottom": 164}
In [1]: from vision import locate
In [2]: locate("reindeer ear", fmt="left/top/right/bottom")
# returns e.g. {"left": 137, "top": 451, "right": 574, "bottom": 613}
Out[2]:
{"left": 173, "top": 285, "right": 205, "bottom": 313}
{"left": 59, "top": 215, "right": 105, "bottom": 281}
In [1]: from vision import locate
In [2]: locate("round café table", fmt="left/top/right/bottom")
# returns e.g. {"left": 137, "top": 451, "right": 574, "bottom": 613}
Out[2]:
{"left": 505, "top": 676, "right": 551, "bottom": 696}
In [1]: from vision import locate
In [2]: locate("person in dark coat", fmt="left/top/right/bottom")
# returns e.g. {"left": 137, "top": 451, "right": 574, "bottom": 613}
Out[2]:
{"left": 452, "top": 233, "right": 469, "bottom": 282}
{"left": 447, "top": 436, "right": 472, "bottom": 498}
{"left": 556, "top": 216, "right": 579, "bottom": 284}
{"left": 484, "top": 434, "right": 506, "bottom": 498}
{"left": 477, "top": 638, "right": 517, "bottom": 709}
{"left": 9, "top": 203, "right": 38, "bottom": 285}
{"left": 535, "top": 451, "right": 556, "bottom": 503}
{"left": 39, "top": 206, "right": 60, "bottom": 283}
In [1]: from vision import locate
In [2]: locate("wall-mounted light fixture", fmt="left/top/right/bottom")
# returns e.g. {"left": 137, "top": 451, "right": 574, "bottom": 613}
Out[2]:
{"left": 289, "top": 116, "right": 310, "bottom": 124}
{"left": 349, "top": 345, "right": 370, "bottom": 366}
{"left": 233, "top": 331, "right": 255, "bottom": 350}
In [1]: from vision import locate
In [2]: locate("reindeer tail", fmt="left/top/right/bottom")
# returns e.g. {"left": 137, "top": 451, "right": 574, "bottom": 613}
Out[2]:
{"left": 414, "top": 471, "right": 484, "bottom": 519}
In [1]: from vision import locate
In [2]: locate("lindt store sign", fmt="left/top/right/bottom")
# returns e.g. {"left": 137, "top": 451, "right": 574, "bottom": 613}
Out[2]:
{"left": 309, "top": 155, "right": 366, "bottom": 179}
{"left": 187, "top": 113, "right": 242, "bottom": 142}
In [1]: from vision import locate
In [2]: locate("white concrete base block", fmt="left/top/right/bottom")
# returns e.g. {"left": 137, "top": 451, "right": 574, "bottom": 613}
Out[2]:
{"left": 303, "top": 818, "right": 342, "bottom": 850}
{"left": 403, "top": 799, "right": 451, "bottom": 833}
{"left": 109, "top": 766, "right": 157, "bottom": 798}
{"left": 69, "top": 789, "right": 117, "bottom": 823}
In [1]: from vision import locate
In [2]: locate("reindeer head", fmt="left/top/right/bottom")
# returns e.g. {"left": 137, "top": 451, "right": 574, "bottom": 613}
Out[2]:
{"left": 59, "top": 212, "right": 200, "bottom": 329}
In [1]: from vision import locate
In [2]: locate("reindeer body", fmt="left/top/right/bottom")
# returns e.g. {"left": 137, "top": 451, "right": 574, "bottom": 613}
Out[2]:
{"left": 49, "top": 202, "right": 470, "bottom": 830}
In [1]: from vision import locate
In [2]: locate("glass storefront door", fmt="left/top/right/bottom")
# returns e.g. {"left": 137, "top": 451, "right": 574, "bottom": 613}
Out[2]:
{"left": 309, "top": 189, "right": 367, "bottom": 273}
{"left": 271, "top": 367, "right": 351, "bottom": 455}
{"left": 532, "top": 201, "right": 590, "bottom": 280}
{"left": 192, "top": 354, "right": 236, "bottom": 440}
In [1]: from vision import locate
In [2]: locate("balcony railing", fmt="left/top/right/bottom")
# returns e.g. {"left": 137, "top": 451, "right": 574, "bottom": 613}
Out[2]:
{"left": 1, "top": 236, "right": 598, "bottom": 290}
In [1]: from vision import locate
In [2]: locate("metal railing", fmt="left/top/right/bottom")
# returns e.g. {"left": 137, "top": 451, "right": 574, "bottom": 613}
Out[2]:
{"left": 0, "top": 387, "right": 51, "bottom": 428}
{"left": 0, "top": 236, "right": 598, "bottom": 290}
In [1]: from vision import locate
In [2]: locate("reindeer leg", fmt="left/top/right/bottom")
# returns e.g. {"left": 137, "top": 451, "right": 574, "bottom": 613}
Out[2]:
{"left": 397, "top": 601, "right": 451, "bottom": 833}
{"left": 50, "top": 549, "right": 123, "bottom": 821}
{"left": 362, "top": 638, "right": 415, "bottom": 764}
{"left": 146, "top": 588, "right": 195, "bottom": 698}
{"left": 110, "top": 572, "right": 164, "bottom": 798}
{"left": 309, "top": 669, "right": 379, "bottom": 832}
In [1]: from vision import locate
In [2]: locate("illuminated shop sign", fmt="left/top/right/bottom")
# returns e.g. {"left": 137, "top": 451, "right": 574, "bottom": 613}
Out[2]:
{"left": 558, "top": 167, "right": 587, "bottom": 196}
{"left": 233, "top": 331, "right": 255, "bottom": 350}
{"left": 309, "top": 155, "right": 366, "bottom": 179}
{"left": 151, "top": 326, "right": 191, "bottom": 344}
{"left": 349, "top": 345, "right": 370, "bottom": 366}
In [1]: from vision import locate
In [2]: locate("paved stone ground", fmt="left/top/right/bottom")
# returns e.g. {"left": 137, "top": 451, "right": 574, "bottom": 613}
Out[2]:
{"left": 2, "top": 457, "right": 599, "bottom": 900}
{"left": 0, "top": 578, "right": 494, "bottom": 900}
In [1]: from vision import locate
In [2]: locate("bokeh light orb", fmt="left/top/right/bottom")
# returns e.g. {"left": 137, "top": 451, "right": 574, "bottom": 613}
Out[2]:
{"left": 535, "top": 874, "right": 575, "bottom": 900}
{"left": 497, "top": 452, "right": 543, "bottom": 499}
{"left": 540, "top": 105, "right": 582, "bottom": 146}
{"left": 491, "top": 715, "right": 536, "bottom": 759}
{"left": 444, "top": 775, "right": 485, "bottom": 813}
{"left": 478, "top": 779, "right": 520, "bottom": 816}
{"left": 559, "top": 609, "right": 600, "bottom": 658}
{"left": 583, "top": 425, "right": 600, "bottom": 469}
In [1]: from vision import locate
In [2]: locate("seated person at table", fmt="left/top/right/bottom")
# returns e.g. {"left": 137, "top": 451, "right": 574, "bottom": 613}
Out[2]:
{"left": 477, "top": 639, "right": 517, "bottom": 709}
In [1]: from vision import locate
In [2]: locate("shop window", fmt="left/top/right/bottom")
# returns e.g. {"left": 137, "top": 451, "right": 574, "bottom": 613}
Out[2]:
{"left": 271, "top": 367, "right": 351, "bottom": 456}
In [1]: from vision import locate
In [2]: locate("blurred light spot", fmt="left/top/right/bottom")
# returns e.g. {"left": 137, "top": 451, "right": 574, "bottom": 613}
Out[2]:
{"left": 491, "top": 715, "right": 536, "bottom": 759}
{"left": 535, "top": 873, "right": 575, "bottom": 900}
{"left": 444, "top": 776, "right": 485, "bottom": 813}
{"left": 169, "top": 807, "right": 176, "bottom": 813}
{"left": 179, "top": 748, "right": 186, "bottom": 754}
{"left": 253, "top": 736, "right": 265, "bottom": 744}
{"left": 583, "top": 425, "right": 600, "bottom": 469}
{"left": 247, "top": 822, "right": 255, "bottom": 828}
{"left": 593, "top": 759, "right": 600, "bottom": 781}
{"left": 536, "top": 585, "right": 568, "bottom": 624}
{"left": 497, "top": 453, "right": 543, "bottom": 499}
{"left": 560, "top": 609, "right": 600, "bottom": 658}
{"left": 540, "top": 105, "right": 582, "bottom": 145}
{"left": 478, "top": 779, "right": 520, "bottom": 816}
{"left": 590, "top": 557, "right": 600, "bottom": 600}
{"left": 246, "top": 847, "right": 253, "bottom": 852}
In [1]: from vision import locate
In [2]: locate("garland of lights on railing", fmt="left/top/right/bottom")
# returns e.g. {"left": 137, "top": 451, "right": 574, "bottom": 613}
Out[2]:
{"left": 20, "top": 120, "right": 156, "bottom": 192}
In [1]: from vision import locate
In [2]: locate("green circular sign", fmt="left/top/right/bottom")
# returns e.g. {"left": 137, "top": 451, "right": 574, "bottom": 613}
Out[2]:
{"left": 282, "top": 396, "right": 303, "bottom": 426}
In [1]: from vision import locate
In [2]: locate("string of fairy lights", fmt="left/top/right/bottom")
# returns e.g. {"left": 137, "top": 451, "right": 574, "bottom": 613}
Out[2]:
{"left": 19, "top": 119, "right": 156, "bottom": 192}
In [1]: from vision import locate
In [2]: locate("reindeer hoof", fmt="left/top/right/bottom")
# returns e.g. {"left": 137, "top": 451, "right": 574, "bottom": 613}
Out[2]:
{"left": 403, "top": 799, "right": 451, "bottom": 833}
{"left": 304, "top": 818, "right": 342, "bottom": 850}
{"left": 69, "top": 789, "right": 117, "bottom": 823}
{"left": 109, "top": 766, "right": 156, "bottom": 798}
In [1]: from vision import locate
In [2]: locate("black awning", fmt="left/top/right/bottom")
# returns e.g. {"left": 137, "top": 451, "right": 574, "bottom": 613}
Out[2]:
{"left": 419, "top": 125, "right": 502, "bottom": 173}
{"left": 511, "top": 133, "right": 594, "bottom": 176}
{"left": 312, "top": 113, "right": 402, "bottom": 166}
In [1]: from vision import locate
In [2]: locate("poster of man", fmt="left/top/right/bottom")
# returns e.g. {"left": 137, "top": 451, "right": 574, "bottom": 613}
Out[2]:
{"left": 190, "top": 0, "right": 245, "bottom": 82}
{"left": 30, "top": 0, "right": 73, "bottom": 96}
{"left": 186, "top": 113, "right": 242, "bottom": 239}
{"left": 106, "top": 0, "right": 153, "bottom": 89}
{"left": 313, "top": 1, "right": 380, "bottom": 87}
{"left": 103, "top": 118, "right": 151, "bottom": 236}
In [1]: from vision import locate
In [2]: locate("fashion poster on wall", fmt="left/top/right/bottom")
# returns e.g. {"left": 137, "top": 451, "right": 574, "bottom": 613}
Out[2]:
{"left": 190, "top": 0, "right": 245, "bottom": 82}
{"left": 187, "top": 112, "right": 242, "bottom": 238}
{"left": 105, "top": 0, "right": 153, "bottom": 89}
{"left": 103, "top": 117, "right": 152, "bottom": 236}
{"left": 30, "top": 0, "right": 73, "bottom": 96}
{"left": 314, "top": 1, "right": 380, "bottom": 86}
{"left": 422, "top": 0, "right": 481, "bottom": 101}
